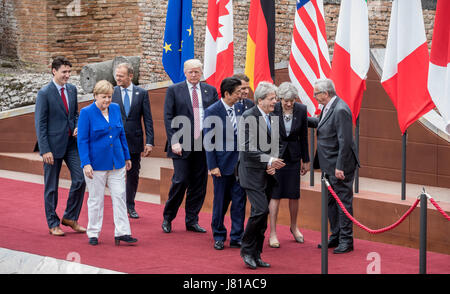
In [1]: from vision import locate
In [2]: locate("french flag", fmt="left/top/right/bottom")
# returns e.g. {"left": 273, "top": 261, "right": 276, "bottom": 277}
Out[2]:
{"left": 203, "top": 0, "right": 234, "bottom": 97}
{"left": 381, "top": 0, "right": 435, "bottom": 134}
{"left": 428, "top": 0, "right": 450, "bottom": 134}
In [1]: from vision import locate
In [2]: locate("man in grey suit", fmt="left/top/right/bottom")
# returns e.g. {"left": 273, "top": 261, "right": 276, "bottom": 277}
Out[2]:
{"left": 112, "top": 62, "right": 154, "bottom": 219}
{"left": 34, "top": 56, "right": 86, "bottom": 236}
{"left": 238, "top": 82, "right": 285, "bottom": 269}
{"left": 312, "top": 78, "right": 360, "bottom": 254}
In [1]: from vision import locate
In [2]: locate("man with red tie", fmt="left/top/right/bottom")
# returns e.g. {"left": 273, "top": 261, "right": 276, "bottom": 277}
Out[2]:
{"left": 162, "top": 59, "right": 218, "bottom": 233}
{"left": 34, "top": 56, "right": 86, "bottom": 236}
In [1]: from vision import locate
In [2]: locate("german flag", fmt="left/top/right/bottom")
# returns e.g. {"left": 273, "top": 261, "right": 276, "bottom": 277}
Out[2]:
{"left": 244, "top": 0, "right": 275, "bottom": 91}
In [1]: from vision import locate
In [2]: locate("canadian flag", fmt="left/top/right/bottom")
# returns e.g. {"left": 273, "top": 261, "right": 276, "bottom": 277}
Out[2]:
{"left": 203, "top": 0, "right": 234, "bottom": 97}
{"left": 331, "top": 0, "right": 370, "bottom": 124}
{"left": 381, "top": 0, "right": 435, "bottom": 134}
{"left": 428, "top": 0, "right": 450, "bottom": 134}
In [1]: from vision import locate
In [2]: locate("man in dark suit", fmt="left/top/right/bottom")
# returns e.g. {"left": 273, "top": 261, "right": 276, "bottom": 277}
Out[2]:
{"left": 34, "top": 56, "right": 86, "bottom": 236}
{"left": 162, "top": 59, "right": 218, "bottom": 233}
{"left": 112, "top": 63, "right": 154, "bottom": 219}
{"left": 238, "top": 81, "right": 285, "bottom": 269}
{"left": 204, "top": 77, "right": 246, "bottom": 250}
{"left": 233, "top": 74, "right": 255, "bottom": 111}
{"left": 312, "top": 78, "right": 360, "bottom": 254}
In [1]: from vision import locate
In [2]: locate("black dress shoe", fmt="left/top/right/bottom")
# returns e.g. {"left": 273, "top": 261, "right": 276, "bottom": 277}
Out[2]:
{"left": 89, "top": 237, "right": 98, "bottom": 246}
{"left": 317, "top": 239, "right": 339, "bottom": 249}
{"left": 255, "top": 258, "right": 271, "bottom": 268}
{"left": 214, "top": 240, "right": 224, "bottom": 250}
{"left": 114, "top": 235, "right": 138, "bottom": 246}
{"left": 186, "top": 223, "right": 207, "bottom": 233}
{"left": 241, "top": 254, "right": 257, "bottom": 269}
{"left": 333, "top": 244, "right": 354, "bottom": 254}
{"left": 230, "top": 240, "right": 242, "bottom": 248}
{"left": 162, "top": 220, "right": 171, "bottom": 233}
{"left": 127, "top": 208, "right": 139, "bottom": 219}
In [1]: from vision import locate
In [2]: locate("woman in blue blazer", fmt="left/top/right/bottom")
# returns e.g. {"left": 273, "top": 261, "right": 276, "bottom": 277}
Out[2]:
{"left": 77, "top": 80, "right": 137, "bottom": 246}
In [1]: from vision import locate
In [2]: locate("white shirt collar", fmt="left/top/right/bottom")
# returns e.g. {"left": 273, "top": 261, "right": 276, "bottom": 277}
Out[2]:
{"left": 322, "top": 95, "right": 337, "bottom": 114}
{"left": 257, "top": 105, "right": 269, "bottom": 118}
{"left": 221, "top": 99, "right": 234, "bottom": 111}
{"left": 121, "top": 83, "right": 133, "bottom": 92}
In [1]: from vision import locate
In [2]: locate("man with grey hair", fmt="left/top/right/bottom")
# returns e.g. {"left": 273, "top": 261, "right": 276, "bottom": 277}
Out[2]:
{"left": 238, "top": 81, "right": 285, "bottom": 269}
{"left": 112, "top": 62, "right": 154, "bottom": 219}
{"left": 162, "top": 58, "right": 218, "bottom": 234}
{"left": 312, "top": 78, "right": 359, "bottom": 254}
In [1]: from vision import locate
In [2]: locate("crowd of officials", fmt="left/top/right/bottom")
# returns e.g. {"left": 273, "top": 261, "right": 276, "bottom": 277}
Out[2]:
{"left": 34, "top": 56, "right": 359, "bottom": 269}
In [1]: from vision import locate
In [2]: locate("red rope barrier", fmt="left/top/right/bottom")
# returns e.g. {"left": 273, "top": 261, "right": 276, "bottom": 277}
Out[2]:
{"left": 325, "top": 180, "right": 420, "bottom": 234}
{"left": 428, "top": 197, "right": 450, "bottom": 221}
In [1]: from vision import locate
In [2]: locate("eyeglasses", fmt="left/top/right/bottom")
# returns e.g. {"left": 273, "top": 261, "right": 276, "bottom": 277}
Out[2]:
{"left": 313, "top": 91, "right": 325, "bottom": 97}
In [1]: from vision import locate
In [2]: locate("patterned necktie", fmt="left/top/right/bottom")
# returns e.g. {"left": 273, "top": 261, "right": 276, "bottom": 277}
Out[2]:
{"left": 60, "top": 87, "right": 69, "bottom": 113}
{"left": 227, "top": 107, "right": 237, "bottom": 134}
{"left": 265, "top": 114, "right": 271, "bottom": 132}
{"left": 192, "top": 85, "right": 201, "bottom": 139}
{"left": 123, "top": 88, "right": 131, "bottom": 117}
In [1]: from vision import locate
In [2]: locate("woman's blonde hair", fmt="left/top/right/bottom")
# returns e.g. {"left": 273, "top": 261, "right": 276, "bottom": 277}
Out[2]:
{"left": 93, "top": 80, "right": 114, "bottom": 96}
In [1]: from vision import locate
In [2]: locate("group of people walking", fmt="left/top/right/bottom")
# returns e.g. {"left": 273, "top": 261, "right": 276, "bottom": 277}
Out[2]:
{"left": 34, "top": 56, "right": 359, "bottom": 270}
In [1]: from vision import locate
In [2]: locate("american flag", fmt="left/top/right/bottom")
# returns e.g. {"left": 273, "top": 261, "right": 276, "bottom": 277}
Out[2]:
{"left": 288, "top": 0, "right": 331, "bottom": 116}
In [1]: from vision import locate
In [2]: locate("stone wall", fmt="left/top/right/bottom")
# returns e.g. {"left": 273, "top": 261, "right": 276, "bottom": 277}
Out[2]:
{"left": 0, "top": 0, "right": 437, "bottom": 90}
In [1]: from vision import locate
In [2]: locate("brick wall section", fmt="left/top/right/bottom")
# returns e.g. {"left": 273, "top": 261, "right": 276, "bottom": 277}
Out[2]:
{"left": 0, "top": 0, "right": 17, "bottom": 57}
{"left": 3, "top": 0, "right": 436, "bottom": 82}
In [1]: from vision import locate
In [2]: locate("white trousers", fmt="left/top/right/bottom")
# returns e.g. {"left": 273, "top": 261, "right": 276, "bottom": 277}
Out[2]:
{"left": 85, "top": 167, "right": 131, "bottom": 238}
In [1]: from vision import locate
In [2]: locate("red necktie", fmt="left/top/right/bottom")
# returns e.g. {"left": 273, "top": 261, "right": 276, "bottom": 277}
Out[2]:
{"left": 60, "top": 87, "right": 69, "bottom": 113}
{"left": 61, "top": 87, "right": 71, "bottom": 135}
{"left": 192, "top": 85, "right": 201, "bottom": 139}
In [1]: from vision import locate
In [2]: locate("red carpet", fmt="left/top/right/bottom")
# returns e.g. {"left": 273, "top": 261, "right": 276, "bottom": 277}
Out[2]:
{"left": 0, "top": 177, "right": 449, "bottom": 274}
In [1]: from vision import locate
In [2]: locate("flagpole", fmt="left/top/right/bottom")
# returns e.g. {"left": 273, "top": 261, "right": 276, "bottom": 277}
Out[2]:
{"left": 354, "top": 116, "right": 360, "bottom": 193}
{"left": 309, "top": 128, "right": 315, "bottom": 186}
{"left": 401, "top": 131, "right": 407, "bottom": 200}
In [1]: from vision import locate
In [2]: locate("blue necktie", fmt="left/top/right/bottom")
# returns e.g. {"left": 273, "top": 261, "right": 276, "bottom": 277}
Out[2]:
{"left": 227, "top": 108, "right": 237, "bottom": 134}
{"left": 265, "top": 114, "right": 271, "bottom": 132}
{"left": 123, "top": 88, "right": 130, "bottom": 116}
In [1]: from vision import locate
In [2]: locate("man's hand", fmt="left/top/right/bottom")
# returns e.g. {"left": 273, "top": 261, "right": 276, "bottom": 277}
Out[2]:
{"left": 143, "top": 145, "right": 153, "bottom": 157}
{"left": 126, "top": 160, "right": 132, "bottom": 171}
{"left": 335, "top": 168, "right": 345, "bottom": 180}
{"left": 42, "top": 152, "right": 54, "bottom": 165}
{"left": 270, "top": 158, "right": 286, "bottom": 170}
{"left": 72, "top": 128, "right": 78, "bottom": 137}
{"left": 171, "top": 143, "right": 182, "bottom": 156}
{"left": 266, "top": 166, "right": 276, "bottom": 175}
{"left": 83, "top": 164, "right": 94, "bottom": 179}
{"left": 210, "top": 168, "right": 221, "bottom": 177}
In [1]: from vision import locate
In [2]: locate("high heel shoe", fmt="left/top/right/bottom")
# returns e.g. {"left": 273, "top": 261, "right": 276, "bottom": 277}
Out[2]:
{"left": 268, "top": 235, "right": 280, "bottom": 248}
{"left": 290, "top": 228, "right": 304, "bottom": 243}
{"left": 114, "top": 235, "right": 138, "bottom": 246}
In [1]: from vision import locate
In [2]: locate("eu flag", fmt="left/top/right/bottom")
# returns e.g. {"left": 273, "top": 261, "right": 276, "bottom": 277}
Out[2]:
{"left": 162, "top": 0, "right": 195, "bottom": 83}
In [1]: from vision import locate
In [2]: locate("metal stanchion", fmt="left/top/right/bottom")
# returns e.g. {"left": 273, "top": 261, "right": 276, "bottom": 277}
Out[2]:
{"left": 309, "top": 128, "right": 315, "bottom": 186}
{"left": 419, "top": 190, "right": 427, "bottom": 274}
{"left": 355, "top": 116, "right": 359, "bottom": 193}
{"left": 321, "top": 176, "right": 328, "bottom": 274}
{"left": 401, "top": 131, "right": 407, "bottom": 200}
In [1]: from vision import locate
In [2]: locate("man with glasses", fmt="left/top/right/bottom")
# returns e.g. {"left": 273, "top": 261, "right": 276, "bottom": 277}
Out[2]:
{"left": 312, "top": 78, "right": 359, "bottom": 254}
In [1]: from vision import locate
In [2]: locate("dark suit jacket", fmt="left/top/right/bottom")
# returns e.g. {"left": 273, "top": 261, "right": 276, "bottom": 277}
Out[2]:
{"left": 313, "top": 97, "right": 360, "bottom": 176}
{"left": 238, "top": 106, "right": 278, "bottom": 191}
{"left": 204, "top": 100, "right": 244, "bottom": 176}
{"left": 34, "top": 81, "right": 79, "bottom": 159}
{"left": 112, "top": 85, "right": 154, "bottom": 154}
{"left": 238, "top": 98, "right": 255, "bottom": 111}
{"left": 164, "top": 81, "right": 218, "bottom": 159}
{"left": 273, "top": 102, "right": 309, "bottom": 163}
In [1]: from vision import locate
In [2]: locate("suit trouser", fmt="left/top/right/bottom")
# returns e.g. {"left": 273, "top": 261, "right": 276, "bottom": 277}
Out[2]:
{"left": 126, "top": 152, "right": 141, "bottom": 210}
{"left": 211, "top": 174, "right": 246, "bottom": 242}
{"left": 43, "top": 139, "right": 85, "bottom": 229}
{"left": 85, "top": 167, "right": 132, "bottom": 238}
{"left": 163, "top": 151, "right": 208, "bottom": 226}
{"left": 240, "top": 186, "right": 272, "bottom": 258}
{"left": 327, "top": 171, "right": 355, "bottom": 245}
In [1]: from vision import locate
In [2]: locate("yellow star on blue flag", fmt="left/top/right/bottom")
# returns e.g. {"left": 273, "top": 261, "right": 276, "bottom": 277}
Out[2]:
{"left": 162, "top": 0, "right": 194, "bottom": 83}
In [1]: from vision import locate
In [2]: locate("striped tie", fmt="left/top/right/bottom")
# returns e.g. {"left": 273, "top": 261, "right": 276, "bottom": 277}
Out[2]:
{"left": 227, "top": 107, "right": 237, "bottom": 134}
{"left": 192, "top": 85, "right": 201, "bottom": 139}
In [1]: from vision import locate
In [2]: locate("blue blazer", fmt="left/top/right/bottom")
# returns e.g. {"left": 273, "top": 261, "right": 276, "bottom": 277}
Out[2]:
{"left": 34, "top": 82, "right": 79, "bottom": 158}
{"left": 77, "top": 102, "right": 131, "bottom": 171}
{"left": 204, "top": 100, "right": 244, "bottom": 176}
